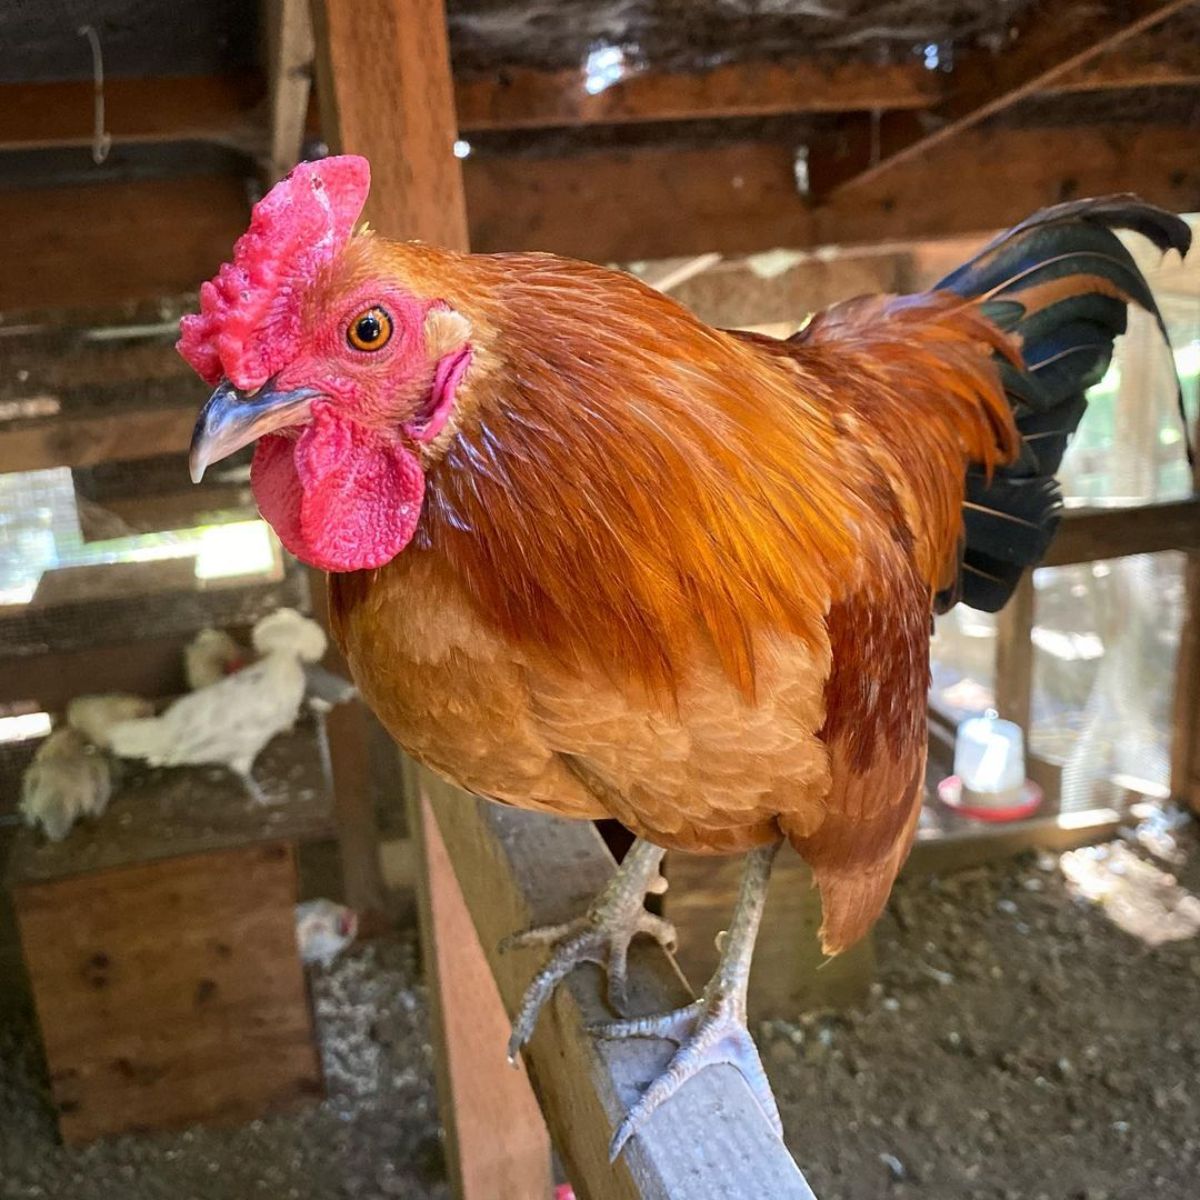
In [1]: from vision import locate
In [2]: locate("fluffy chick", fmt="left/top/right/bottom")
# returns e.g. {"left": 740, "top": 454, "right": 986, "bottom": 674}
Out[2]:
{"left": 20, "top": 727, "right": 113, "bottom": 842}
{"left": 185, "top": 628, "right": 247, "bottom": 690}
{"left": 66, "top": 693, "right": 154, "bottom": 750}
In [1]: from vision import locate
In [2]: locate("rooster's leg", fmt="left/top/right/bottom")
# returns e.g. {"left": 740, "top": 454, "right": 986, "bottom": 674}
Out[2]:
{"left": 592, "top": 839, "right": 782, "bottom": 1160}
{"left": 502, "top": 837, "right": 674, "bottom": 1060}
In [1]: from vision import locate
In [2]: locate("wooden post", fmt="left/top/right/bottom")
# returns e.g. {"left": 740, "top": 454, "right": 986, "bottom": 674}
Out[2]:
{"left": 1172, "top": 409, "right": 1200, "bottom": 813}
{"left": 307, "top": 568, "right": 389, "bottom": 923}
{"left": 994, "top": 569, "right": 1036, "bottom": 735}
{"left": 310, "top": 4, "right": 553, "bottom": 1193}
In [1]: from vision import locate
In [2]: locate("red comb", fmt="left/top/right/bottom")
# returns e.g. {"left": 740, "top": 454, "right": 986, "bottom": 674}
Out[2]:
{"left": 178, "top": 156, "right": 371, "bottom": 390}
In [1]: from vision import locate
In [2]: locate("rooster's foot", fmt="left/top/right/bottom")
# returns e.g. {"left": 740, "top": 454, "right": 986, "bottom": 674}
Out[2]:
{"left": 591, "top": 839, "right": 783, "bottom": 1160}
{"left": 500, "top": 838, "right": 672, "bottom": 1061}
{"left": 591, "top": 978, "right": 781, "bottom": 1160}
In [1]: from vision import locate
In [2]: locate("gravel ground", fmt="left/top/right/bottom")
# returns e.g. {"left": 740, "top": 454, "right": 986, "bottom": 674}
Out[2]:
{"left": 0, "top": 937, "right": 449, "bottom": 1200}
{"left": 2, "top": 814, "right": 1197, "bottom": 1200}
{"left": 763, "top": 812, "right": 1200, "bottom": 1200}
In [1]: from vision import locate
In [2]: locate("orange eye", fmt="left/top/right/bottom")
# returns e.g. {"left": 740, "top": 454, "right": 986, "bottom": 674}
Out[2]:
{"left": 347, "top": 307, "right": 393, "bottom": 352}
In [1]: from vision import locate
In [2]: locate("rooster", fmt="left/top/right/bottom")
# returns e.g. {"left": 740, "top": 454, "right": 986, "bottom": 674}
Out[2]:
{"left": 182, "top": 156, "right": 1189, "bottom": 1156}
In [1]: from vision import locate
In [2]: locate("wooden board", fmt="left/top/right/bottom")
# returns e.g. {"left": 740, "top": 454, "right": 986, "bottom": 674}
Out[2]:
{"left": 420, "top": 768, "right": 817, "bottom": 1200}
{"left": 464, "top": 124, "right": 1200, "bottom": 263}
{"left": 0, "top": 567, "right": 304, "bottom": 659}
{"left": 666, "top": 849, "right": 874, "bottom": 1018}
{"left": 0, "top": 174, "right": 249, "bottom": 312}
{"left": 12, "top": 840, "right": 322, "bottom": 1144}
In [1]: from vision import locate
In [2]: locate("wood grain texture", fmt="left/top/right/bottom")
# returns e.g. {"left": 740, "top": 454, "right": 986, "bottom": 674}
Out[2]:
{"left": 0, "top": 174, "right": 250, "bottom": 312}
{"left": 312, "top": 0, "right": 469, "bottom": 251}
{"left": 13, "top": 841, "right": 322, "bottom": 1144}
{"left": 265, "top": 0, "right": 316, "bottom": 182}
{"left": 1045, "top": 498, "right": 1200, "bottom": 566}
{"left": 809, "top": 0, "right": 1195, "bottom": 196}
{"left": 0, "top": 75, "right": 263, "bottom": 151}
{"left": 411, "top": 792, "right": 553, "bottom": 1200}
{"left": 420, "top": 768, "right": 817, "bottom": 1200}
{"left": 464, "top": 125, "right": 1200, "bottom": 262}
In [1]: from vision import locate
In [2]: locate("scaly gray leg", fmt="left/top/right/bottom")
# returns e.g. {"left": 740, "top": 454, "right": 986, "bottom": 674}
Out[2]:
{"left": 592, "top": 840, "right": 783, "bottom": 1160}
{"left": 501, "top": 837, "right": 675, "bottom": 1061}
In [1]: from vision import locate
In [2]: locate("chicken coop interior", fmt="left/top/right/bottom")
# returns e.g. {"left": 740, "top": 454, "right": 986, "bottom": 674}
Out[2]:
{"left": 1, "top": 2, "right": 1199, "bottom": 1199}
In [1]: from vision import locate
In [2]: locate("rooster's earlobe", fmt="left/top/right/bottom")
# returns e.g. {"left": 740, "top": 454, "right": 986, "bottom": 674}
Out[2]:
{"left": 424, "top": 305, "right": 472, "bottom": 360}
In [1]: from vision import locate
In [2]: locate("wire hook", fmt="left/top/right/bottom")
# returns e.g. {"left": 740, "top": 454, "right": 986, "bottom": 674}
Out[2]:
{"left": 78, "top": 24, "right": 112, "bottom": 165}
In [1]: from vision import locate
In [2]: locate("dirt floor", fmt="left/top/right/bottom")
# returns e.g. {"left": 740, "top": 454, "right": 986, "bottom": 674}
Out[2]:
{"left": 2, "top": 812, "right": 1198, "bottom": 1199}
{"left": 763, "top": 810, "right": 1200, "bottom": 1200}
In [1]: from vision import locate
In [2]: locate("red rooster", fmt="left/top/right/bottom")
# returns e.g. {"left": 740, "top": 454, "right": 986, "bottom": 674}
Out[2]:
{"left": 183, "top": 157, "right": 1188, "bottom": 1156}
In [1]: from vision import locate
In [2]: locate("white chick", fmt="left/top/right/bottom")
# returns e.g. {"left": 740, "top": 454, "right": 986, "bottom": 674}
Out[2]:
{"left": 106, "top": 608, "right": 327, "bottom": 803}
{"left": 20, "top": 727, "right": 113, "bottom": 842}
{"left": 66, "top": 693, "right": 154, "bottom": 750}
{"left": 185, "top": 627, "right": 247, "bottom": 690}
{"left": 295, "top": 899, "right": 358, "bottom": 967}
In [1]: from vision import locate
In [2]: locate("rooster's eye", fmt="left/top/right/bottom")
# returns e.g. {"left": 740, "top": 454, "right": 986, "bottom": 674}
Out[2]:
{"left": 347, "top": 307, "right": 393, "bottom": 352}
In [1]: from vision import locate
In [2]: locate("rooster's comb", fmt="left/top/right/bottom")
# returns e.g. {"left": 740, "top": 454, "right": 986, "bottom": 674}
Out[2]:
{"left": 178, "top": 155, "right": 371, "bottom": 389}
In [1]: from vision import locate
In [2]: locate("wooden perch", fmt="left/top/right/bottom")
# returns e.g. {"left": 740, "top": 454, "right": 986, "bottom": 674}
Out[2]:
{"left": 417, "top": 767, "right": 817, "bottom": 1199}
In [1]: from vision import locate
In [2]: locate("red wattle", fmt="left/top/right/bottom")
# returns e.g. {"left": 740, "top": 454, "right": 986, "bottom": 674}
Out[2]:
{"left": 251, "top": 407, "right": 425, "bottom": 572}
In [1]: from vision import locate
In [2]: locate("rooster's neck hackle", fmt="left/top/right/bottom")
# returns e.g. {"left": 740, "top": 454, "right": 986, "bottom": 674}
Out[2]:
{"left": 412, "top": 255, "right": 867, "bottom": 699}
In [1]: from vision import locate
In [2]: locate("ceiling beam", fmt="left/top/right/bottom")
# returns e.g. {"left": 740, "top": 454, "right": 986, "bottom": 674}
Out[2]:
{"left": 808, "top": 0, "right": 1195, "bottom": 197}
{"left": 464, "top": 124, "right": 1200, "bottom": 262}
{"left": 455, "top": 58, "right": 939, "bottom": 131}
{"left": 0, "top": 76, "right": 263, "bottom": 154}
{"left": 0, "top": 173, "right": 249, "bottom": 312}
{"left": 0, "top": 124, "right": 1194, "bottom": 313}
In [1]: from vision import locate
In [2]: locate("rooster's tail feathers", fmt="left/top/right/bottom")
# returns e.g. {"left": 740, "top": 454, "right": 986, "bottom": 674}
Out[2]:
{"left": 934, "top": 196, "right": 1191, "bottom": 612}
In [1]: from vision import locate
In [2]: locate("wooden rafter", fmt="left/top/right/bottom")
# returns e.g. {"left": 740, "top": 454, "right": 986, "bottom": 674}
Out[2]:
{"left": 0, "top": 123, "right": 1195, "bottom": 312}
{"left": 463, "top": 124, "right": 1200, "bottom": 263}
{"left": 809, "top": 0, "right": 1197, "bottom": 197}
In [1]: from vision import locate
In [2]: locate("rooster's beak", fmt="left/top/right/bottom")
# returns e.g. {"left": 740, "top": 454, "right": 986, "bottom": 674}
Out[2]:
{"left": 189, "top": 379, "right": 319, "bottom": 483}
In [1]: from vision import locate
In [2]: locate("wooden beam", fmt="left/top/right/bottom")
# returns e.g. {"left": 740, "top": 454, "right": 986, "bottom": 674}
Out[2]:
{"left": 464, "top": 124, "right": 1200, "bottom": 262}
{"left": 0, "top": 38, "right": 1193, "bottom": 159}
{"left": 0, "top": 174, "right": 250, "bottom": 312}
{"left": 264, "top": 0, "right": 316, "bottom": 182}
{"left": 410, "top": 793, "right": 554, "bottom": 1199}
{"left": 3, "top": 123, "right": 1196, "bottom": 312}
{"left": 0, "top": 406, "right": 197, "bottom": 473}
{"left": 312, "top": 0, "right": 468, "bottom": 250}
{"left": 0, "top": 76, "right": 263, "bottom": 153}
{"left": 420, "top": 768, "right": 817, "bottom": 1198}
{"left": 809, "top": 0, "right": 1195, "bottom": 197}
{"left": 1044, "top": 498, "right": 1200, "bottom": 566}
{"left": 456, "top": 58, "right": 939, "bottom": 132}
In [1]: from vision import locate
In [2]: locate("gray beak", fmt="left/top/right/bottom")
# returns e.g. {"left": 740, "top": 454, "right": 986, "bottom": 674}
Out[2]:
{"left": 189, "top": 379, "right": 319, "bottom": 483}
